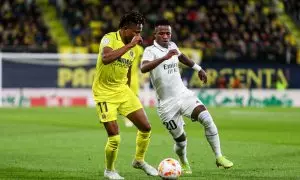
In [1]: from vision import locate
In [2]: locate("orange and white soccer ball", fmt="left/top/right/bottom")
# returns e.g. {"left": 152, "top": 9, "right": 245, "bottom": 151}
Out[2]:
{"left": 158, "top": 158, "right": 182, "bottom": 179}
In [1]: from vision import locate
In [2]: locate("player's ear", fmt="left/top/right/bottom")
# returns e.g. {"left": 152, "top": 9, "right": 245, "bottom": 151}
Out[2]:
{"left": 153, "top": 29, "right": 157, "bottom": 36}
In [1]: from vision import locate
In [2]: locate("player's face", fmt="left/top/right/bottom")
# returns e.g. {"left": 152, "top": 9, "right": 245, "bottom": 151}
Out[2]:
{"left": 155, "top": 25, "right": 172, "bottom": 48}
{"left": 124, "top": 24, "right": 143, "bottom": 44}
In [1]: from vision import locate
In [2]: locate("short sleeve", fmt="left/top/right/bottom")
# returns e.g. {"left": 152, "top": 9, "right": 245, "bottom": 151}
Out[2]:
{"left": 99, "top": 34, "right": 114, "bottom": 50}
{"left": 171, "top": 42, "right": 182, "bottom": 56}
{"left": 142, "top": 47, "right": 155, "bottom": 62}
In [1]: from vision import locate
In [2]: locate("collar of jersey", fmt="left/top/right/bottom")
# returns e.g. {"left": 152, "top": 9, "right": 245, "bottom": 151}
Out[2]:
{"left": 154, "top": 40, "right": 169, "bottom": 52}
{"left": 116, "top": 30, "right": 122, "bottom": 42}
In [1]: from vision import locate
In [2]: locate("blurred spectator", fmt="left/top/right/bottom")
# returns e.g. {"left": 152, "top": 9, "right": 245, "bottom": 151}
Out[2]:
{"left": 0, "top": 0, "right": 57, "bottom": 52}
{"left": 276, "top": 79, "right": 288, "bottom": 90}
{"left": 272, "top": 74, "right": 288, "bottom": 90}
{"left": 229, "top": 76, "right": 242, "bottom": 89}
{"left": 216, "top": 75, "right": 227, "bottom": 89}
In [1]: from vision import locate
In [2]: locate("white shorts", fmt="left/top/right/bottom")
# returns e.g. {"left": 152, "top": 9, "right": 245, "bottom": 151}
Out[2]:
{"left": 157, "top": 90, "right": 203, "bottom": 139}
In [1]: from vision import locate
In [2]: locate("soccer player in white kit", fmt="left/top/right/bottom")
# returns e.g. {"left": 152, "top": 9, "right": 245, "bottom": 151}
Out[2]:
{"left": 141, "top": 20, "right": 233, "bottom": 174}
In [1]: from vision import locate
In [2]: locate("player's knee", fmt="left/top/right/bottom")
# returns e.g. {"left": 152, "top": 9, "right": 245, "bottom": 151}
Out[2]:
{"left": 191, "top": 105, "right": 207, "bottom": 120}
{"left": 198, "top": 110, "right": 213, "bottom": 127}
{"left": 140, "top": 124, "right": 151, "bottom": 132}
{"left": 107, "top": 135, "right": 121, "bottom": 150}
{"left": 137, "top": 130, "right": 151, "bottom": 139}
{"left": 175, "top": 139, "right": 187, "bottom": 148}
{"left": 174, "top": 132, "right": 186, "bottom": 142}
{"left": 198, "top": 111, "right": 219, "bottom": 135}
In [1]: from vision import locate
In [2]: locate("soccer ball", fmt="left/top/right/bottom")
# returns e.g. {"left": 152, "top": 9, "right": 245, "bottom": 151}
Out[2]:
{"left": 158, "top": 158, "right": 182, "bottom": 179}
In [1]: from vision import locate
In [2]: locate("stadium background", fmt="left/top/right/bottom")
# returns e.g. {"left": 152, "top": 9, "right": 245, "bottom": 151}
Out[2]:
{"left": 1, "top": 0, "right": 300, "bottom": 179}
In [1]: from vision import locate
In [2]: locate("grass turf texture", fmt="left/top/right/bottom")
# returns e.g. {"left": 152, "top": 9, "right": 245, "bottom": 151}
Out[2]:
{"left": 0, "top": 107, "right": 300, "bottom": 180}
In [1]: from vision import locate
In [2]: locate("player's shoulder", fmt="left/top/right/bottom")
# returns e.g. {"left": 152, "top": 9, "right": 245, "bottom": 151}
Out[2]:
{"left": 137, "top": 44, "right": 144, "bottom": 51}
{"left": 169, "top": 41, "right": 178, "bottom": 48}
{"left": 102, "top": 31, "right": 118, "bottom": 40}
{"left": 144, "top": 44, "right": 155, "bottom": 52}
{"left": 100, "top": 31, "right": 118, "bottom": 46}
{"left": 133, "top": 44, "right": 144, "bottom": 53}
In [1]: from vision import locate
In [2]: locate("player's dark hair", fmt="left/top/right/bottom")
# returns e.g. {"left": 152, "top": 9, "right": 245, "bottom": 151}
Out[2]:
{"left": 155, "top": 19, "right": 171, "bottom": 27}
{"left": 119, "top": 11, "right": 145, "bottom": 28}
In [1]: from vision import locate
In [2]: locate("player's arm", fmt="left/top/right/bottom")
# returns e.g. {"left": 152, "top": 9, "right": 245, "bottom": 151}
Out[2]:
{"left": 141, "top": 49, "right": 178, "bottom": 73}
{"left": 178, "top": 54, "right": 195, "bottom": 67}
{"left": 178, "top": 54, "right": 207, "bottom": 83}
{"left": 102, "top": 35, "right": 142, "bottom": 65}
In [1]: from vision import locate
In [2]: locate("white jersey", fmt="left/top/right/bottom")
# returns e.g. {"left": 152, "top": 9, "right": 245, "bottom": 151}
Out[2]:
{"left": 142, "top": 41, "right": 189, "bottom": 100}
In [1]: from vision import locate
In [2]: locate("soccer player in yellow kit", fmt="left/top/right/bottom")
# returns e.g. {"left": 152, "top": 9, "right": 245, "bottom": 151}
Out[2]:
{"left": 124, "top": 45, "right": 143, "bottom": 127}
{"left": 92, "top": 11, "right": 158, "bottom": 179}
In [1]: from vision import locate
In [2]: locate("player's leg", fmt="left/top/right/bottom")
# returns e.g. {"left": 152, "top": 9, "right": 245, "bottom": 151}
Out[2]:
{"left": 120, "top": 89, "right": 157, "bottom": 176}
{"left": 174, "top": 133, "right": 188, "bottom": 165}
{"left": 103, "top": 121, "right": 124, "bottom": 179}
{"left": 162, "top": 113, "right": 192, "bottom": 174}
{"left": 127, "top": 108, "right": 151, "bottom": 161}
{"left": 191, "top": 105, "right": 233, "bottom": 169}
{"left": 179, "top": 91, "right": 233, "bottom": 169}
{"left": 96, "top": 102, "right": 124, "bottom": 179}
{"left": 126, "top": 108, "right": 158, "bottom": 176}
{"left": 174, "top": 132, "right": 192, "bottom": 174}
{"left": 191, "top": 105, "right": 222, "bottom": 157}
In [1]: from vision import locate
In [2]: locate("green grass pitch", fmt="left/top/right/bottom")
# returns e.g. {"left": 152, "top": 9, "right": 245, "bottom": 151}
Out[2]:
{"left": 1, "top": 107, "right": 300, "bottom": 180}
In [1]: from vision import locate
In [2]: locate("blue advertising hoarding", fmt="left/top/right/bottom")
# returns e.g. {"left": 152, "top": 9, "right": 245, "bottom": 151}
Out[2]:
{"left": 3, "top": 60, "right": 300, "bottom": 88}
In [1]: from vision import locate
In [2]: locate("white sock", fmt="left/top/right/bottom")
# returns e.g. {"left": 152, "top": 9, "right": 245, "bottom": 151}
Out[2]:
{"left": 173, "top": 140, "right": 188, "bottom": 164}
{"left": 198, "top": 110, "right": 222, "bottom": 158}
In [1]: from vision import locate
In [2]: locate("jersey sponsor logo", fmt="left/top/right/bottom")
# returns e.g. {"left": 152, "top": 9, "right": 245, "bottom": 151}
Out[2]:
{"left": 117, "top": 58, "right": 131, "bottom": 65}
{"left": 164, "top": 62, "right": 178, "bottom": 74}
{"left": 114, "top": 58, "right": 132, "bottom": 68}
{"left": 163, "top": 62, "right": 178, "bottom": 70}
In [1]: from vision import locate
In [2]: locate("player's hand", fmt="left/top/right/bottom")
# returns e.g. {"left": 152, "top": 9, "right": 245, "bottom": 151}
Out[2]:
{"left": 198, "top": 69, "right": 207, "bottom": 83}
{"left": 163, "top": 49, "right": 179, "bottom": 60}
{"left": 130, "top": 35, "right": 143, "bottom": 47}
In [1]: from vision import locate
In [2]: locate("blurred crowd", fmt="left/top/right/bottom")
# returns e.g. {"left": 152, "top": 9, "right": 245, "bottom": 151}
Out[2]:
{"left": 50, "top": 0, "right": 298, "bottom": 63}
{"left": 0, "top": 0, "right": 57, "bottom": 52}
{"left": 0, "top": 0, "right": 299, "bottom": 63}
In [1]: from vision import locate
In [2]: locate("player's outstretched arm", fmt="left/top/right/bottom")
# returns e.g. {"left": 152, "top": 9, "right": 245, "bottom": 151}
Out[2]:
{"left": 178, "top": 53, "right": 207, "bottom": 83}
{"left": 178, "top": 53, "right": 195, "bottom": 67}
{"left": 102, "top": 35, "right": 142, "bottom": 65}
{"left": 141, "top": 49, "right": 178, "bottom": 73}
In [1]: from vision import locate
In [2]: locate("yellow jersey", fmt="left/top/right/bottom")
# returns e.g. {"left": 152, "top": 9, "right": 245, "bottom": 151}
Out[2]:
{"left": 130, "top": 45, "right": 143, "bottom": 95}
{"left": 92, "top": 31, "right": 138, "bottom": 102}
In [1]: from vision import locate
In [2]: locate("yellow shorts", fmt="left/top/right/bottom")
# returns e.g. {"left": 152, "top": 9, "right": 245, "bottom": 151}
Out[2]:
{"left": 95, "top": 87, "right": 143, "bottom": 123}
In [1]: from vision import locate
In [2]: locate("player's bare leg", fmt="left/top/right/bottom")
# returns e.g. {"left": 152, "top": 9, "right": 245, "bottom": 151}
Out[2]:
{"left": 127, "top": 108, "right": 158, "bottom": 176}
{"left": 103, "top": 121, "right": 124, "bottom": 179}
{"left": 192, "top": 105, "right": 233, "bottom": 169}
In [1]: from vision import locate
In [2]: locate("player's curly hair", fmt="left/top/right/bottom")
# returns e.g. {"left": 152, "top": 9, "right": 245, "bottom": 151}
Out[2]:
{"left": 119, "top": 11, "right": 145, "bottom": 28}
